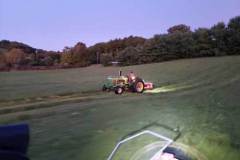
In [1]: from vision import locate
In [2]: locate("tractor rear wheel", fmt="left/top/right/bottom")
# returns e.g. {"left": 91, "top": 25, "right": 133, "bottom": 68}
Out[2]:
{"left": 115, "top": 87, "right": 124, "bottom": 94}
{"left": 134, "top": 79, "right": 144, "bottom": 93}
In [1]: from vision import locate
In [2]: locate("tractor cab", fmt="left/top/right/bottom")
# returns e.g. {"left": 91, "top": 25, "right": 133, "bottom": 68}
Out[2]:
{"left": 127, "top": 71, "right": 137, "bottom": 83}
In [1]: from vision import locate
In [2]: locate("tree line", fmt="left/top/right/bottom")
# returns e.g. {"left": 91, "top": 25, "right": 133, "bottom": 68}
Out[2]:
{"left": 0, "top": 16, "right": 239, "bottom": 71}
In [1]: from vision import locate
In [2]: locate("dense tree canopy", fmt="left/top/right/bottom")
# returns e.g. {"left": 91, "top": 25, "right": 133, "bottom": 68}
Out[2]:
{"left": 61, "top": 42, "right": 89, "bottom": 67}
{"left": 167, "top": 24, "right": 191, "bottom": 34}
{"left": 227, "top": 16, "right": 240, "bottom": 54}
{"left": 0, "top": 15, "right": 240, "bottom": 70}
{"left": 5, "top": 48, "right": 26, "bottom": 67}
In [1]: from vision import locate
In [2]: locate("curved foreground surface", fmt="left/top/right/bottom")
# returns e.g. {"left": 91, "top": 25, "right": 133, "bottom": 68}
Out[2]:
{"left": 0, "top": 56, "right": 240, "bottom": 160}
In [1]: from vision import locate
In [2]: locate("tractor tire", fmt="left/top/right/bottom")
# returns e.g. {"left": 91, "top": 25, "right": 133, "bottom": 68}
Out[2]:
{"left": 163, "top": 147, "right": 191, "bottom": 160}
{"left": 133, "top": 79, "right": 144, "bottom": 93}
{"left": 115, "top": 87, "right": 124, "bottom": 94}
{"left": 102, "top": 85, "right": 107, "bottom": 91}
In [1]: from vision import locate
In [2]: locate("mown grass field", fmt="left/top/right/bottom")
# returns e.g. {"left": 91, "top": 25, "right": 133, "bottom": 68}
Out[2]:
{"left": 0, "top": 56, "right": 240, "bottom": 160}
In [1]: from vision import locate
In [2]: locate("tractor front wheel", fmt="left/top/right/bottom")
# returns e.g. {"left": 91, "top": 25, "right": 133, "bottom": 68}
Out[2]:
{"left": 102, "top": 85, "right": 107, "bottom": 91}
{"left": 115, "top": 87, "right": 124, "bottom": 94}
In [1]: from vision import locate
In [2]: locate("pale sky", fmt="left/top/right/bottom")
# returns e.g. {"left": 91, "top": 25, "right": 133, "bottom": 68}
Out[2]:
{"left": 0, "top": 0, "right": 239, "bottom": 51}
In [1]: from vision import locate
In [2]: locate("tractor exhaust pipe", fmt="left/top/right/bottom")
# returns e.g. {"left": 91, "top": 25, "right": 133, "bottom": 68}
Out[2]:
{"left": 119, "top": 70, "right": 122, "bottom": 76}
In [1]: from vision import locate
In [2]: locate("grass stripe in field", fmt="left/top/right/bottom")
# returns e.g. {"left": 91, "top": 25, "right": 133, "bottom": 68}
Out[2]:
{"left": 0, "top": 92, "right": 107, "bottom": 115}
{"left": 0, "top": 92, "right": 139, "bottom": 115}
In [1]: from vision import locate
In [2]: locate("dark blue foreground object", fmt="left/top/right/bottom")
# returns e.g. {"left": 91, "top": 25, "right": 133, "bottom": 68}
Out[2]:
{"left": 0, "top": 123, "right": 29, "bottom": 160}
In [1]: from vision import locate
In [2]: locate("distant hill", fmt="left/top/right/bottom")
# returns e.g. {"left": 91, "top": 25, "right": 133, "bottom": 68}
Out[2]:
{"left": 0, "top": 40, "right": 36, "bottom": 54}
{"left": 0, "top": 40, "right": 60, "bottom": 71}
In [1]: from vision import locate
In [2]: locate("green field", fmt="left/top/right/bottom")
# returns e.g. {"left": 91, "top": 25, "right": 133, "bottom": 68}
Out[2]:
{"left": 0, "top": 56, "right": 240, "bottom": 160}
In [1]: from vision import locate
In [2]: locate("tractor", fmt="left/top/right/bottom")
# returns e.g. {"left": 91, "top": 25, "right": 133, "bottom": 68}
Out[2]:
{"left": 102, "top": 71, "right": 153, "bottom": 94}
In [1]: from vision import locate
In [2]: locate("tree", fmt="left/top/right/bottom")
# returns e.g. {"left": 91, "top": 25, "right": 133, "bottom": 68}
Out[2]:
{"left": 0, "top": 54, "right": 7, "bottom": 70}
{"left": 166, "top": 32, "right": 195, "bottom": 58}
{"left": 72, "top": 42, "right": 89, "bottom": 66}
{"left": 168, "top": 24, "right": 191, "bottom": 34}
{"left": 116, "top": 46, "right": 141, "bottom": 65}
{"left": 60, "top": 42, "right": 90, "bottom": 67}
{"left": 210, "top": 22, "right": 227, "bottom": 56}
{"left": 193, "top": 28, "right": 214, "bottom": 57}
{"left": 60, "top": 51, "right": 73, "bottom": 66}
{"left": 88, "top": 36, "right": 145, "bottom": 65}
{"left": 60, "top": 46, "right": 75, "bottom": 66}
{"left": 165, "top": 25, "right": 195, "bottom": 59}
{"left": 227, "top": 16, "right": 240, "bottom": 54}
{"left": 141, "top": 32, "right": 195, "bottom": 62}
{"left": 5, "top": 48, "right": 26, "bottom": 67}
{"left": 100, "top": 54, "right": 112, "bottom": 66}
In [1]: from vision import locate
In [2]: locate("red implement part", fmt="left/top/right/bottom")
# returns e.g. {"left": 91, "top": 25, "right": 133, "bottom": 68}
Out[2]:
{"left": 144, "top": 82, "right": 154, "bottom": 90}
